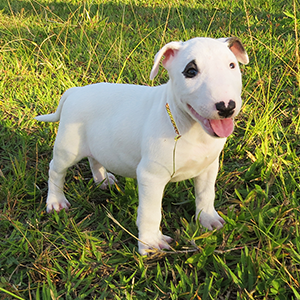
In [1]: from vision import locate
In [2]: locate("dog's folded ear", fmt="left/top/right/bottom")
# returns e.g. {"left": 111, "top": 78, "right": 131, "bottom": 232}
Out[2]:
{"left": 218, "top": 37, "right": 249, "bottom": 65}
{"left": 150, "top": 41, "right": 183, "bottom": 80}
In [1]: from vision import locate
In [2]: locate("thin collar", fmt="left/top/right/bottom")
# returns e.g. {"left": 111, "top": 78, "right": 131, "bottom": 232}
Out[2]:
{"left": 165, "top": 103, "right": 181, "bottom": 141}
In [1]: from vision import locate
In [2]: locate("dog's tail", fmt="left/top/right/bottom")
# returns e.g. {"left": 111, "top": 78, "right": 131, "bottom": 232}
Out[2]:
{"left": 35, "top": 88, "right": 75, "bottom": 122}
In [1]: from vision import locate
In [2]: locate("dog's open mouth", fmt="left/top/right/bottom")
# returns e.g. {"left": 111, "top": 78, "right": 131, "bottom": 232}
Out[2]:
{"left": 187, "top": 104, "right": 234, "bottom": 138}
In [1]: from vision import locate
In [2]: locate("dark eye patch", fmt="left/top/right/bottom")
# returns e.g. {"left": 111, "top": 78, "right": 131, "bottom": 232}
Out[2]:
{"left": 182, "top": 60, "right": 199, "bottom": 78}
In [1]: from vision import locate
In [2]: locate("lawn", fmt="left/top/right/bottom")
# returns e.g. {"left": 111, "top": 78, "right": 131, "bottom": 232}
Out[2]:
{"left": 0, "top": 0, "right": 300, "bottom": 299}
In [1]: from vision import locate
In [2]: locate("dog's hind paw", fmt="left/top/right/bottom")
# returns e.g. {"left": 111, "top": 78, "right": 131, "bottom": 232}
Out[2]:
{"left": 100, "top": 173, "right": 117, "bottom": 189}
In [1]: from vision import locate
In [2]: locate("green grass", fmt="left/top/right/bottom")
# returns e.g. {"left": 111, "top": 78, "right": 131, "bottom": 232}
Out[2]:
{"left": 1, "top": 0, "right": 300, "bottom": 299}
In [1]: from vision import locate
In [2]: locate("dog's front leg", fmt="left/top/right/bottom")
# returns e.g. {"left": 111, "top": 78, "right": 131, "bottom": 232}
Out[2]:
{"left": 194, "top": 158, "right": 225, "bottom": 230}
{"left": 136, "top": 163, "right": 172, "bottom": 255}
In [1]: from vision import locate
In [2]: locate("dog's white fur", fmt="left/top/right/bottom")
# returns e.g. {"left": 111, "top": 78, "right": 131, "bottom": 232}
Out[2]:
{"left": 35, "top": 37, "right": 248, "bottom": 255}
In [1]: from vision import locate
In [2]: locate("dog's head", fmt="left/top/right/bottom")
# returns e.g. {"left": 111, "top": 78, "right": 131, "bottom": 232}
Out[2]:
{"left": 150, "top": 37, "right": 249, "bottom": 138}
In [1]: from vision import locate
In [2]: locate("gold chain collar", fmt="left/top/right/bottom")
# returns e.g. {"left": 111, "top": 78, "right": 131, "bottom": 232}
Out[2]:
{"left": 165, "top": 103, "right": 181, "bottom": 141}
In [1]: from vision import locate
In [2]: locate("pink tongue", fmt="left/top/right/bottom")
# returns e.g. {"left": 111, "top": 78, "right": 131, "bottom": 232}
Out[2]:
{"left": 209, "top": 119, "right": 234, "bottom": 138}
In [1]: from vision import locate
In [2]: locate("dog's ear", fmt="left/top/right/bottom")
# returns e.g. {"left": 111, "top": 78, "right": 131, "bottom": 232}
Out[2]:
{"left": 219, "top": 37, "right": 249, "bottom": 65}
{"left": 150, "top": 41, "right": 183, "bottom": 80}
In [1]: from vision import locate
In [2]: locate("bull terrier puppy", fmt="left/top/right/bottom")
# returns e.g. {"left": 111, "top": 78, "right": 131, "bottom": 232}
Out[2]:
{"left": 35, "top": 37, "right": 249, "bottom": 255}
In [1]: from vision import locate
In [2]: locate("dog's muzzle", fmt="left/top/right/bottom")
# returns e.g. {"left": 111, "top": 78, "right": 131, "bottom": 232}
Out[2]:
{"left": 187, "top": 104, "right": 235, "bottom": 138}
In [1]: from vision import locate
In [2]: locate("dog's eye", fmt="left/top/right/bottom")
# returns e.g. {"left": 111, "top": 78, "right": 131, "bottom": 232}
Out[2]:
{"left": 184, "top": 68, "right": 198, "bottom": 78}
{"left": 182, "top": 60, "right": 198, "bottom": 78}
{"left": 229, "top": 62, "right": 235, "bottom": 69}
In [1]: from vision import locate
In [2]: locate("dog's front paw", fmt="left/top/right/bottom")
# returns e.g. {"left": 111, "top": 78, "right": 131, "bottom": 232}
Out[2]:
{"left": 100, "top": 173, "right": 117, "bottom": 189}
{"left": 46, "top": 196, "right": 71, "bottom": 213}
{"left": 138, "top": 231, "right": 173, "bottom": 256}
{"left": 197, "top": 209, "right": 225, "bottom": 230}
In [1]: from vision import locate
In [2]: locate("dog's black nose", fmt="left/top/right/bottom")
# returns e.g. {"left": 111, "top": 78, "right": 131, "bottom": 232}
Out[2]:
{"left": 215, "top": 100, "right": 236, "bottom": 118}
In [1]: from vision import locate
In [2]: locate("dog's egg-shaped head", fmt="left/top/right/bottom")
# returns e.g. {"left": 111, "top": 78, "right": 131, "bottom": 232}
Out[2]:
{"left": 150, "top": 37, "right": 249, "bottom": 138}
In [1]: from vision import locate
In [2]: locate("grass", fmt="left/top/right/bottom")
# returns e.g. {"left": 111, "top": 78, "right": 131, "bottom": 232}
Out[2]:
{"left": 0, "top": 0, "right": 300, "bottom": 299}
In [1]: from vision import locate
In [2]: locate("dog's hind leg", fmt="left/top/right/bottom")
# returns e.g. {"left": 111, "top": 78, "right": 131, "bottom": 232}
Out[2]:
{"left": 45, "top": 124, "right": 86, "bottom": 213}
{"left": 46, "top": 157, "right": 71, "bottom": 213}
{"left": 88, "top": 157, "right": 117, "bottom": 189}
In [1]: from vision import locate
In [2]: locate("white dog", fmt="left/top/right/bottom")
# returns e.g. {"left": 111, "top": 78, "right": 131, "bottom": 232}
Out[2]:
{"left": 35, "top": 37, "right": 248, "bottom": 255}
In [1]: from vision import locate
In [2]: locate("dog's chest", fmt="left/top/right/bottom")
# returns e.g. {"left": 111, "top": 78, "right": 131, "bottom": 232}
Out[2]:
{"left": 170, "top": 138, "right": 225, "bottom": 182}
